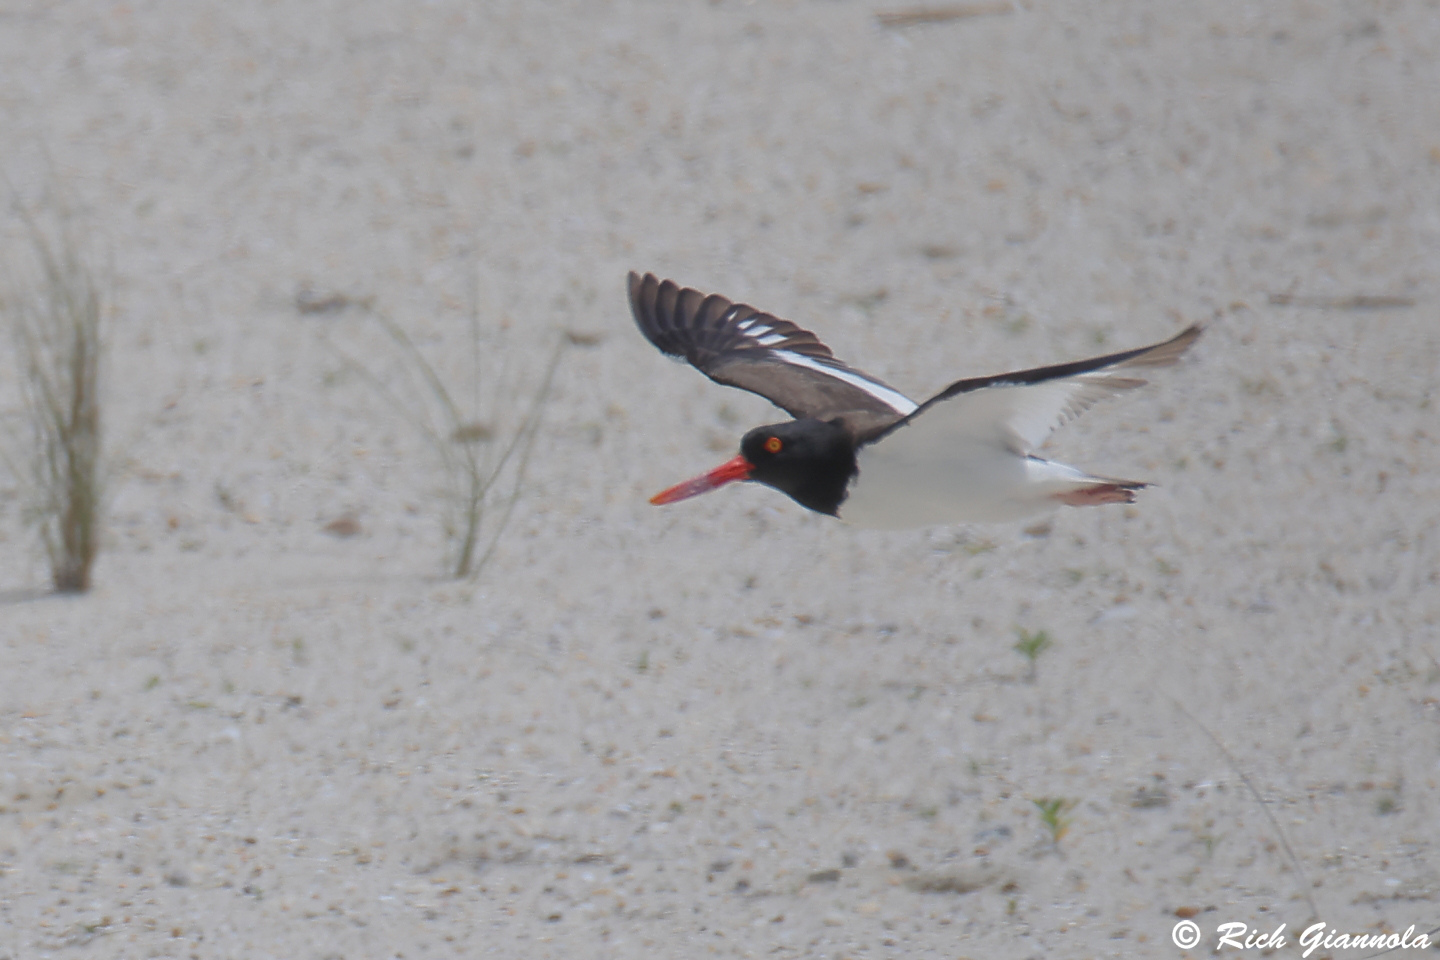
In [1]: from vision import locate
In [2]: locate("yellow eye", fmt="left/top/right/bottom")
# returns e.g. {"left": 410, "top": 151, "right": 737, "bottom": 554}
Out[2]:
{"left": 764, "top": 436, "right": 783, "bottom": 454}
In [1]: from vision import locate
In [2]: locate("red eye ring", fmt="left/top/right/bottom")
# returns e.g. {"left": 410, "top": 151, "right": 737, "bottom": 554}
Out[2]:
{"left": 764, "top": 436, "right": 782, "bottom": 454}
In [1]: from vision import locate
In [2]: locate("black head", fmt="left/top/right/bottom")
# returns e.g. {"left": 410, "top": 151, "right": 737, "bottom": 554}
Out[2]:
{"left": 737, "top": 419, "right": 856, "bottom": 516}
{"left": 648, "top": 418, "right": 856, "bottom": 516}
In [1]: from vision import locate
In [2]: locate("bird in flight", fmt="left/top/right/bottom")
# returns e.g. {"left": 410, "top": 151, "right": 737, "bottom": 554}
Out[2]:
{"left": 629, "top": 272, "right": 1202, "bottom": 529}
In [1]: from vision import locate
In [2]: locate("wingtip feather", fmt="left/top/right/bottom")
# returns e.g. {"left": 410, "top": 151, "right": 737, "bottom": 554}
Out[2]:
{"left": 1124, "top": 322, "right": 1205, "bottom": 368}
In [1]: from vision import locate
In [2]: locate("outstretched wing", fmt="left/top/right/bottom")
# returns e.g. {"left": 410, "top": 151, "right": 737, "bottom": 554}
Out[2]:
{"left": 628, "top": 271, "right": 916, "bottom": 423}
{"left": 867, "top": 324, "right": 1204, "bottom": 454}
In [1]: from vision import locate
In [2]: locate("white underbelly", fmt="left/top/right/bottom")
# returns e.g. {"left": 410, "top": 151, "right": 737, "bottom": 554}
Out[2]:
{"left": 839, "top": 446, "right": 1088, "bottom": 529}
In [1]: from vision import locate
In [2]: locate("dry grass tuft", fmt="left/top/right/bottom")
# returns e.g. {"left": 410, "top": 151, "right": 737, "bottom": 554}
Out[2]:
{"left": 326, "top": 298, "right": 564, "bottom": 580}
{"left": 2, "top": 195, "right": 105, "bottom": 593}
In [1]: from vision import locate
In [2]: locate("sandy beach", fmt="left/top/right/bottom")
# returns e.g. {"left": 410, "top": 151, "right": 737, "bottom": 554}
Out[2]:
{"left": 2, "top": 1, "right": 1437, "bottom": 956}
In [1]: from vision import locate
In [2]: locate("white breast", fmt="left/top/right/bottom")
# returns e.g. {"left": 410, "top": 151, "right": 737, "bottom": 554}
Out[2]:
{"left": 838, "top": 427, "right": 1095, "bottom": 529}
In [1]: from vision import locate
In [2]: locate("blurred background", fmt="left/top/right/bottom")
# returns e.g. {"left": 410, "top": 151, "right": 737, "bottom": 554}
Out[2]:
{"left": 2, "top": 1, "right": 1436, "bottom": 956}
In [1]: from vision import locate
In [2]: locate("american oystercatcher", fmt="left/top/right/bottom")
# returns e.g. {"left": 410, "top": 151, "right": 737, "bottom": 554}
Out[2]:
{"left": 629, "top": 272, "right": 1202, "bottom": 529}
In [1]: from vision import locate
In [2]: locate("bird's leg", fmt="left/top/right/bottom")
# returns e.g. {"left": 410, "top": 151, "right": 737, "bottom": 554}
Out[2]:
{"left": 1052, "top": 484, "right": 1140, "bottom": 507}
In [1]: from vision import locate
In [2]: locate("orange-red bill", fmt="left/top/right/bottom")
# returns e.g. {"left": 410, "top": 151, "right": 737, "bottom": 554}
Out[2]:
{"left": 649, "top": 455, "right": 754, "bottom": 505}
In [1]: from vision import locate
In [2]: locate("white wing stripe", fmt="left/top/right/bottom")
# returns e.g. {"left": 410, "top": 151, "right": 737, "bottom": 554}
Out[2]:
{"left": 773, "top": 350, "right": 918, "bottom": 415}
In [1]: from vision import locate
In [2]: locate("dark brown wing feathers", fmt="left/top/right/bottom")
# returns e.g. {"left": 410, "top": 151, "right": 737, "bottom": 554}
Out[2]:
{"left": 628, "top": 271, "right": 914, "bottom": 423}
{"left": 628, "top": 271, "right": 835, "bottom": 369}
